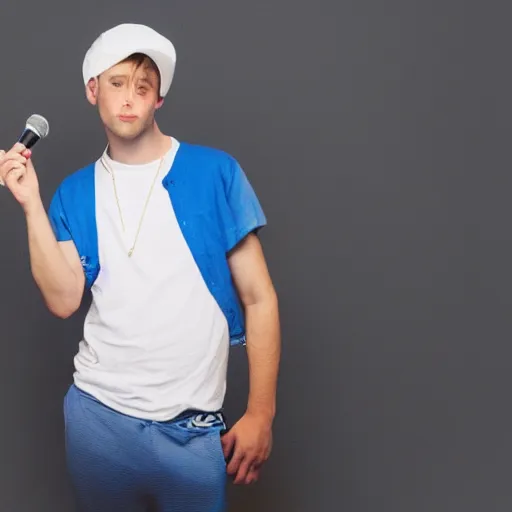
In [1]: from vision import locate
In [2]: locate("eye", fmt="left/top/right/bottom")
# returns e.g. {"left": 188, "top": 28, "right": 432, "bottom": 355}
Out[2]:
{"left": 111, "top": 81, "right": 122, "bottom": 87}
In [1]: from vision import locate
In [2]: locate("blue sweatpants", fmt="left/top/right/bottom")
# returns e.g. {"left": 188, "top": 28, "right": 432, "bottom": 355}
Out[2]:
{"left": 63, "top": 384, "right": 227, "bottom": 512}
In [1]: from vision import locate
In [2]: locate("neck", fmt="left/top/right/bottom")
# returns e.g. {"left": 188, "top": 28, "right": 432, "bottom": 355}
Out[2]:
{"left": 106, "top": 122, "right": 172, "bottom": 164}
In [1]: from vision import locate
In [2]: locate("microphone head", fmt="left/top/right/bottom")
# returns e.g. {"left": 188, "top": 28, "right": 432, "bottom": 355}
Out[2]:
{"left": 26, "top": 114, "right": 49, "bottom": 139}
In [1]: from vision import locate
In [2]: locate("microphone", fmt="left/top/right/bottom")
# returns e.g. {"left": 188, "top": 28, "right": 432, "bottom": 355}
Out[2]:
{"left": 0, "top": 114, "right": 50, "bottom": 186}
{"left": 18, "top": 114, "right": 50, "bottom": 149}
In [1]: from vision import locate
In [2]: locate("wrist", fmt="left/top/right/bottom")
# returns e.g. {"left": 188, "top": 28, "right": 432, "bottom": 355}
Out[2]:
{"left": 246, "top": 405, "right": 276, "bottom": 425}
{"left": 23, "top": 196, "right": 44, "bottom": 218}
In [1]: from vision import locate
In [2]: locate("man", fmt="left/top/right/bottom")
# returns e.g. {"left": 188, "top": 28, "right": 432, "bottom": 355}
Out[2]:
{"left": 0, "top": 23, "right": 280, "bottom": 512}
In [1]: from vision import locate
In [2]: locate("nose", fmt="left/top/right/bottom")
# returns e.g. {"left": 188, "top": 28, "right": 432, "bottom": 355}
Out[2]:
{"left": 124, "top": 87, "right": 135, "bottom": 106}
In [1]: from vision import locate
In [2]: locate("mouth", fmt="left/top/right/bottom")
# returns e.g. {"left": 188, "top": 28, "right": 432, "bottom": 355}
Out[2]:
{"left": 118, "top": 114, "right": 138, "bottom": 122}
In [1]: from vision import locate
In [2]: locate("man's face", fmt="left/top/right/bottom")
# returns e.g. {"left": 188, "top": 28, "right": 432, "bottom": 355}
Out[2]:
{"left": 89, "top": 58, "right": 163, "bottom": 140}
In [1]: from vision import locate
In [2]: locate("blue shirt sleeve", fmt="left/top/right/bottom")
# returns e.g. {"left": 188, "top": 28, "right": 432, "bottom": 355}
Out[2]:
{"left": 224, "top": 158, "right": 267, "bottom": 252}
{"left": 48, "top": 186, "right": 73, "bottom": 242}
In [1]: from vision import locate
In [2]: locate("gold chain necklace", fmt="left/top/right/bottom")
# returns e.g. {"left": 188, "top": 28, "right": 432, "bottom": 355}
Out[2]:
{"left": 100, "top": 150, "right": 165, "bottom": 258}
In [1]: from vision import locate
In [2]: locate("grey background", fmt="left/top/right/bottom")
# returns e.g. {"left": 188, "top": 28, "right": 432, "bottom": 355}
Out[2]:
{"left": 0, "top": 0, "right": 509, "bottom": 511}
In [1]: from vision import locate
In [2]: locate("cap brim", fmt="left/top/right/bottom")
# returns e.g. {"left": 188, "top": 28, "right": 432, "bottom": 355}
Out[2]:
{"left": 83, "top": 47, "right": 175, "bottom": 97}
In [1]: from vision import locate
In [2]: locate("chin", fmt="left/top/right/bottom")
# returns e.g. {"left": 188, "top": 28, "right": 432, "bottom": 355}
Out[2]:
{"left": 109, "top": 123, "right": 145, "bottom": 141}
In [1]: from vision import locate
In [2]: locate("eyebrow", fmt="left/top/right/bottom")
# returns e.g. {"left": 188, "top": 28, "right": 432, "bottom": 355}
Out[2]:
{"left": 108, "top": 74, "right": 155, "bottom": 87}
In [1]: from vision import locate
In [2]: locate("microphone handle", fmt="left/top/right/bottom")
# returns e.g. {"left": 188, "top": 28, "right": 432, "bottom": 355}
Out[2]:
{"left": 18, "top": 129, "right": 40, "bottom": 149}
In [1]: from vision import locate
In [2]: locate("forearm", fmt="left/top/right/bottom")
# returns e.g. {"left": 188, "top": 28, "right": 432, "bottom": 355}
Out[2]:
{"left": 25, "top": 200, "right": 81, "bottom": 317}
{"left": 244, "top": 291, "right": 281, "bottom": 422}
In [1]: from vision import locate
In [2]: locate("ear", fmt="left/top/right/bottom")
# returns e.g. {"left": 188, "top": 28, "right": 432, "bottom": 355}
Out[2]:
{"left": 85, "top": 78, "right": 99, "bottom": 105}
{"left": 155, "top": 96, "right": 165, "bottom": 110}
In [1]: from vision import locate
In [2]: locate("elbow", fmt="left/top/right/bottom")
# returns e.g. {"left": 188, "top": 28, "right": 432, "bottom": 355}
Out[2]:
{"left": 51, "top": 307, "right": 76, "bottom": 319}
{"left": 243, "top": 286, "right": 279, "bottom": 310}
{"left": 48, "top": 303, "right": 78, "bottom": 319}
{"left": 46, "top": 296, "right": 81, "bottom": 319}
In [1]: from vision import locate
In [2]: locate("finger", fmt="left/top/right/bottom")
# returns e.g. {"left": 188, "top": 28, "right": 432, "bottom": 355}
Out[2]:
{"left": 9, "top": 168, "right": 25, "bottom": 182}
{"left": 11, "top": 142, "right": 26, "bottom": 154}
{"left": 0, "top": 160, "right": 25, "bottom": 182}
{"left": 2, "top": 153, "right": 27, "bottom": 164}
{"left": 4, "top": 162, "right": 25, "bottom": 187}
{"left": 21, "top": 149, "right": 31, "bottom": 159}
{"left": 5, "top": 162, "right": 25, "bottom": 179}
{"left": 221, "top": 432, "right": 235, "bottom": 460}
{"left": 245, "top": 466, "right": 260, "bottom": 484}
{"left": 0, "top": 144, "right": 27, "bottom": 169}
{"left": 226, "top": 446, "right": 244, "bottom": 476}
{"left": 234, "top": 457, "right": 252, "bottom": 485}
{"left": 0, "top": 158, "right": 27, "bottom": 181}
{"left": 0, "top": 154, "right": 28, "bottom": 172}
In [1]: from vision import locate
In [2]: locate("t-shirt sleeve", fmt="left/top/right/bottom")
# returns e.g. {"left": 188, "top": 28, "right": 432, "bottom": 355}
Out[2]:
{"left": 48, "top": 186, "right": 73, "bottom": 242}
{"left": 224, "top": 158, "right": 267, "bottom": 251}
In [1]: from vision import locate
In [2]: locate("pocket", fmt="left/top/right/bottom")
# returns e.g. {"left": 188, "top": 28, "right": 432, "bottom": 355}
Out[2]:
{"left": 211, "top": 428, "right": 228, "bottom": 470}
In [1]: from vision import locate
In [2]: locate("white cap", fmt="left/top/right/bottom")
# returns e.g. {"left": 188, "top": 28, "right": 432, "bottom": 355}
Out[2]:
{"left": 82, "top": 23, "right": 177, "bottom": 97}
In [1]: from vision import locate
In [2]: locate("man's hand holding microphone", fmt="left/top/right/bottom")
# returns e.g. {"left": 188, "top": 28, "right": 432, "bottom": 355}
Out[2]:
{"left": 0, "top": 143, "right": 41, "bottom": 213}
{"left": 0, "top": 114, "right": 49, "bottom": 215}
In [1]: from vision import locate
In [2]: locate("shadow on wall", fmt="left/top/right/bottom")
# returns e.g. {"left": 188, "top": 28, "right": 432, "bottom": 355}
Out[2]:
{"left": 228, "top": 480, "right": 294, "bottom": 512}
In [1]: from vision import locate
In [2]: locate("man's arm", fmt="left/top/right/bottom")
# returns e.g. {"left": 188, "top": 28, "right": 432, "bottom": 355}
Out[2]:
{"left": 229, "top": 232, "right": 280, "bottom": 420}
{"left": 221, "top": 232, "right": 281, "bottom": 484}
{"left": 0, "top": 144, "right": 84, "bottom": 318}
{"left": 26, "top": 201, "right": 85, "bottom": 318}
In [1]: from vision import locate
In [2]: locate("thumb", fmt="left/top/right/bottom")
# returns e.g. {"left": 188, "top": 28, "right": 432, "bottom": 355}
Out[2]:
{"left": 221, "top": 430, "right": 236, "bottom": 459}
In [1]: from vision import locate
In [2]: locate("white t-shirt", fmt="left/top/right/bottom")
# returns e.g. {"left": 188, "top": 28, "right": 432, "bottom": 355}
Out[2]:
{"left": 73, "top": 138, "right": 230, "bottom": 421}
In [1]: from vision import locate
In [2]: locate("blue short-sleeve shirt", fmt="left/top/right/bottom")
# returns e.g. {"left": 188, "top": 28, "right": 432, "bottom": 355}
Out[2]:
{"left": 48, "top": 142, "right": 267, "bottom": 346}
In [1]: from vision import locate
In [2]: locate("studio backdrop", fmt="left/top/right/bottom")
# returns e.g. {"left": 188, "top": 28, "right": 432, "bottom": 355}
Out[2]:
{"left": 0, "top": 1, "right": 511, "bottom": 511}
